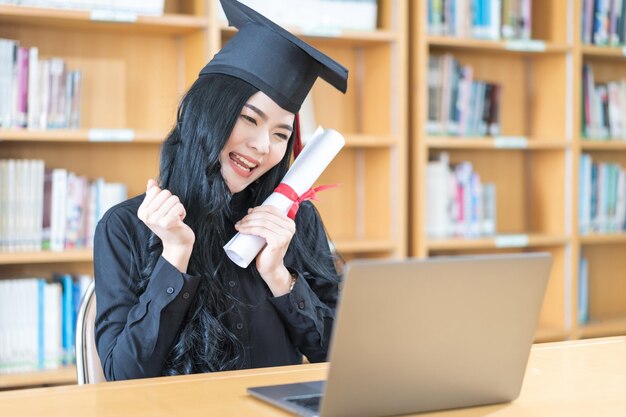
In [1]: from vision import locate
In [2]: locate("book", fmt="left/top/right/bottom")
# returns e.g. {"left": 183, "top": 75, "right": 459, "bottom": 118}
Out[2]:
{"left": 50, "top": 168, "right": 68, "bottom": 252}
{"left": 43, "top": 282, "right": 63, "bottom": 370}
{"left": 27, "top": 47, "right": 39, "bottom": 129}
{"left": 15, "top": 46, "right": 29, "bottom": 128}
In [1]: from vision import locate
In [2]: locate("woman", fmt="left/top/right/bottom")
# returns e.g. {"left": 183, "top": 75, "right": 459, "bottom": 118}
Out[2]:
{"left": 94, "top": 0, "right": 348, "bottom": 381}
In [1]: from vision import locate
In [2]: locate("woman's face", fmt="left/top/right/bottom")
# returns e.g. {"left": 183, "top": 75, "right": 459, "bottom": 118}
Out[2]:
{"left": 220, "top": 91, "right": 295, "bottom": 194}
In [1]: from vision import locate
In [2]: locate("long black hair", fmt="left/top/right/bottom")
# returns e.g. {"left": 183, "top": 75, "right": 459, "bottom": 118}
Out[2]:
{"left": 134, "top": 74, "right": 339, "bottom": 375}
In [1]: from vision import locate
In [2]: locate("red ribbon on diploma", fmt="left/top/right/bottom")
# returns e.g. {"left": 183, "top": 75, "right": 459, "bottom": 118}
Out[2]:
{"left": 274, "top": 183, "right": 337, "bottom": 220}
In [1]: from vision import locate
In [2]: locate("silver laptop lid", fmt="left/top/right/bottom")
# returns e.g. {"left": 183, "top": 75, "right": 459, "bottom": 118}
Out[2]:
{"left": 320, "top": 253, "right": 551, "bottom": 417}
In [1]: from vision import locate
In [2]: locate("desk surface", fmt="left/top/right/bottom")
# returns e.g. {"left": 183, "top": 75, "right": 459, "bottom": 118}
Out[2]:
{"left": 1, "top": 336, "right": 625, "bottom": 417}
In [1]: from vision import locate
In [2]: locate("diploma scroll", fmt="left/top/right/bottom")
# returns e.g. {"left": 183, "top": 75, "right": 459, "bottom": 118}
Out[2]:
{"left": 224, "top": 127, "right": 345, "bottom": 268}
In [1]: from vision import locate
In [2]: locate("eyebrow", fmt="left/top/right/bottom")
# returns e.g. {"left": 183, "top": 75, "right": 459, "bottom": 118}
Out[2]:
{"left": 244, "top": 104, "right": 293, "bottom": 132}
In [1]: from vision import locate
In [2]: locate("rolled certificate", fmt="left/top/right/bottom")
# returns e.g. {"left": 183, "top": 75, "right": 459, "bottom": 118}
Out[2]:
{"left": 224, "top": 127, "right": 345, "bottom": 268}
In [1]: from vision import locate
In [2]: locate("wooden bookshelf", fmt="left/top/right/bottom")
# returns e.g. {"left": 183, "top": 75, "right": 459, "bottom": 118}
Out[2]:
{"left": 256, "top": 0, "right": 409, "bottom": 260}
{"left": 411, "top": 0, "right": 572, "bottom": 344}
{"left": 0, "top": 0, "right": 408, "bottom": 389}
{"left": 575, "top": 0, "right": 626, "bottom": 341}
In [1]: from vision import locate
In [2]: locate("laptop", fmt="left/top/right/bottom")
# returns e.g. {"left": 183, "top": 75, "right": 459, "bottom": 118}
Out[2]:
{"left": 248, "top": 253, "right": 552, "bottom": 417}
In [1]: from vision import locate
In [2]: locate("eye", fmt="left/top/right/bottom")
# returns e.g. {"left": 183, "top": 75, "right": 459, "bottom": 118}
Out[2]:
{"left": 274, "top": 132, "right": 290, "bottom": 141}
{"left": 240, "top": 114, "right": 257, "bottom": 125}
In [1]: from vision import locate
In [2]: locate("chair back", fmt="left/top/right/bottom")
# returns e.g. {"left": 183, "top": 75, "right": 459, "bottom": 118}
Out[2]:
{"left": 75, "top": 281, "right": 106, "bottom": 384}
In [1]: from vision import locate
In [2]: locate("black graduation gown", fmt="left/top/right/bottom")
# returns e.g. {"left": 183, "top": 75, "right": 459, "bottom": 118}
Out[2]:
{"left": 93, "top": 193, "right": 339, "bottom": 381}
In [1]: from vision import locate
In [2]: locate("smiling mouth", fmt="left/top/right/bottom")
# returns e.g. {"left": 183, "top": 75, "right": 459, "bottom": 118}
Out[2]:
{"left": 229, "top": 152, "right": 258, "bottom": 173}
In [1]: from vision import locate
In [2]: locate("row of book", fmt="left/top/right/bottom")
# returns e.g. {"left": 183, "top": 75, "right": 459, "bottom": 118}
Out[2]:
{"left": 426, "top": 152, "right": 497, "bottom": 238}
{"left": 0, "top": 159, "right": 127, "bottom": 253}
{"left": 0, "top": 274, "right": 91, "bottom": 374}
{"left": 582, "top": 0, "right": 626, "bottom": 46}
{"left": 0, "top": 38, "right": 82, "bottom": 130}
{"left": 582, "top": 64, "right": 626, "bottom": 141}
{"left": 427, "top": 54, "right": 502, "bottom": 137}
{"left": 428, "top": 0, "right": 532, "bottom": 40}
{"left": 579, "top": 154, "right": 626, "bottom": 234}
{"left": 0, "top": 0, "right": 164, "bottom": 16}
{"left": 218, "top": 0, "right": 378, "bottom": 33}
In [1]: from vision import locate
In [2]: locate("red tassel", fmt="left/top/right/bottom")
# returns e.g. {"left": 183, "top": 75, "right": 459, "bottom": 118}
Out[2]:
{"left": 293, "top": 113, "right": 303, "bottom": 159}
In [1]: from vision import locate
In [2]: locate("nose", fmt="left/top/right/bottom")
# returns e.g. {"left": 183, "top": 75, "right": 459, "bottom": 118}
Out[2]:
{"left": 247, "top": 130, "right": 270, "bottom": 155}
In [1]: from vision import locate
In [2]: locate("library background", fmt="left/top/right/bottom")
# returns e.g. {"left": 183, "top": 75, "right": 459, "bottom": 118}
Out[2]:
{"left": 0, "top": 0, "right": 624, "bottom": 391}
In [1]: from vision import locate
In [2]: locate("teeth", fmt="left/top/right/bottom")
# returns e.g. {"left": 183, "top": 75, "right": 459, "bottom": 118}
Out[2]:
{"left": 235, "top": 161, "right": 250, "bottom": 172}
{"left": 233, "top": 154, "right": 256, "bottom": 168}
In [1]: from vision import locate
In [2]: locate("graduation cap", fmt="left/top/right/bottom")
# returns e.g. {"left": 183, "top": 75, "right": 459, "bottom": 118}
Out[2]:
{"left": 199, "top": 0, "right": 349, "bottom": 115}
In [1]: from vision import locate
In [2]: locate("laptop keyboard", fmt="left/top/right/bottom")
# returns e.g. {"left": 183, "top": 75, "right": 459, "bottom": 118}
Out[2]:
{"left": 286, "top": 395, "right": 322, "bottom": 412}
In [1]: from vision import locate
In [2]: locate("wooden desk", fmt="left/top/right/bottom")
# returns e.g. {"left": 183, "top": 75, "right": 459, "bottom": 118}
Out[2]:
{"left": 1, "top": 337, "right": 625, "bottom": 416}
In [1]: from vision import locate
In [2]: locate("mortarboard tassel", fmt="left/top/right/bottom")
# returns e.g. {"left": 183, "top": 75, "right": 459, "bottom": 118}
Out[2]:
{"left": 293, "top": 113, "right": 303, "bottom": 159}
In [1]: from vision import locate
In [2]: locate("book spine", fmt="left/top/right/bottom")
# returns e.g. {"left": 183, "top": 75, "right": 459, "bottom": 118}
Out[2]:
{"left": 15, "top": 46, "right": 29, "bottom": 128}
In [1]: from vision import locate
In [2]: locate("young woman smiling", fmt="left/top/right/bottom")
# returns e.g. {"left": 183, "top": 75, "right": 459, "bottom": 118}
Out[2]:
{"left": 93, "top": 0, "right": 348, "bottom": 381}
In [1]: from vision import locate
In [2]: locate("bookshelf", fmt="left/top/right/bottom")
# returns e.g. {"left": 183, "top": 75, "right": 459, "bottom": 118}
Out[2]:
{"left": 575, "top": 0, "right": 626, "bottom": 340}
{"left": 0, "top": 0, "right": 407, "bottom": 389}
{"left": 412, "top": 0, "right": 626, "bottom": 344}
{"left": 263, "top": 0, "right": 408, "bottom": 261}
{"left": 411, "top": 0, "right": 573, "bottom": 343}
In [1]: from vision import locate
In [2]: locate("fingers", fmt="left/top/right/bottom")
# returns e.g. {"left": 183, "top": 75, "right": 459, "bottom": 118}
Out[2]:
{"left": 238, "top": 206, "right": 294, "bottom": 230}
{"left": 154, "top": 193, "right": 181, "bottom": 219}
{"left": 153, "top": 198, "right": 187, "bottom": 228}
{"left": 138, "top": 179, "right": 186, "bottom": 226}
{"left": 235, "top": 206, "right": 295, "bottom": 245}
{"left": 140, "top": 179, "right": 161, "bottom": 212}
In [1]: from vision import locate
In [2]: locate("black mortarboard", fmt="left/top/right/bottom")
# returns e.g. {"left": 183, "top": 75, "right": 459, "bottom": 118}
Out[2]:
{"left": 199, "top": 0, "right": 349, "bottom": 114}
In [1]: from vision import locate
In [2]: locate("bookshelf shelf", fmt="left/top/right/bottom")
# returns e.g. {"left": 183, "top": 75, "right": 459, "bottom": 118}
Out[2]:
{"left": 581, "top": 45, "right": 626, "bottom": 59}
{"left": 427, "top": 137, "right": 569, "bottom": 150}
{"left": 0, "top": 249, "right": 93, "bottom": 265}
{"left": 0, "top": 366, "right": 76, "bottom": 389}
{"left": 427, "top": 36, "right": 571, "bottom": 54}
{"left": 0, "top": 129, "right": 165, "bottom": 143}
{"left": 580, "top": 233, "right": 626, "bottom": 245}
{"left": 426, "top": 234, "right": 569, "bottom": 251}
{"left": 580, "top": 140, "right": 626, "bottom": 151}
{"left": 0, "top": 5, "right": 208, "bottom": 35}
{"left": 221, "top": 25, "right": 398, "bottom": 46}
{"left": 576, "top": 318, "right": 626, "bottom": 339}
